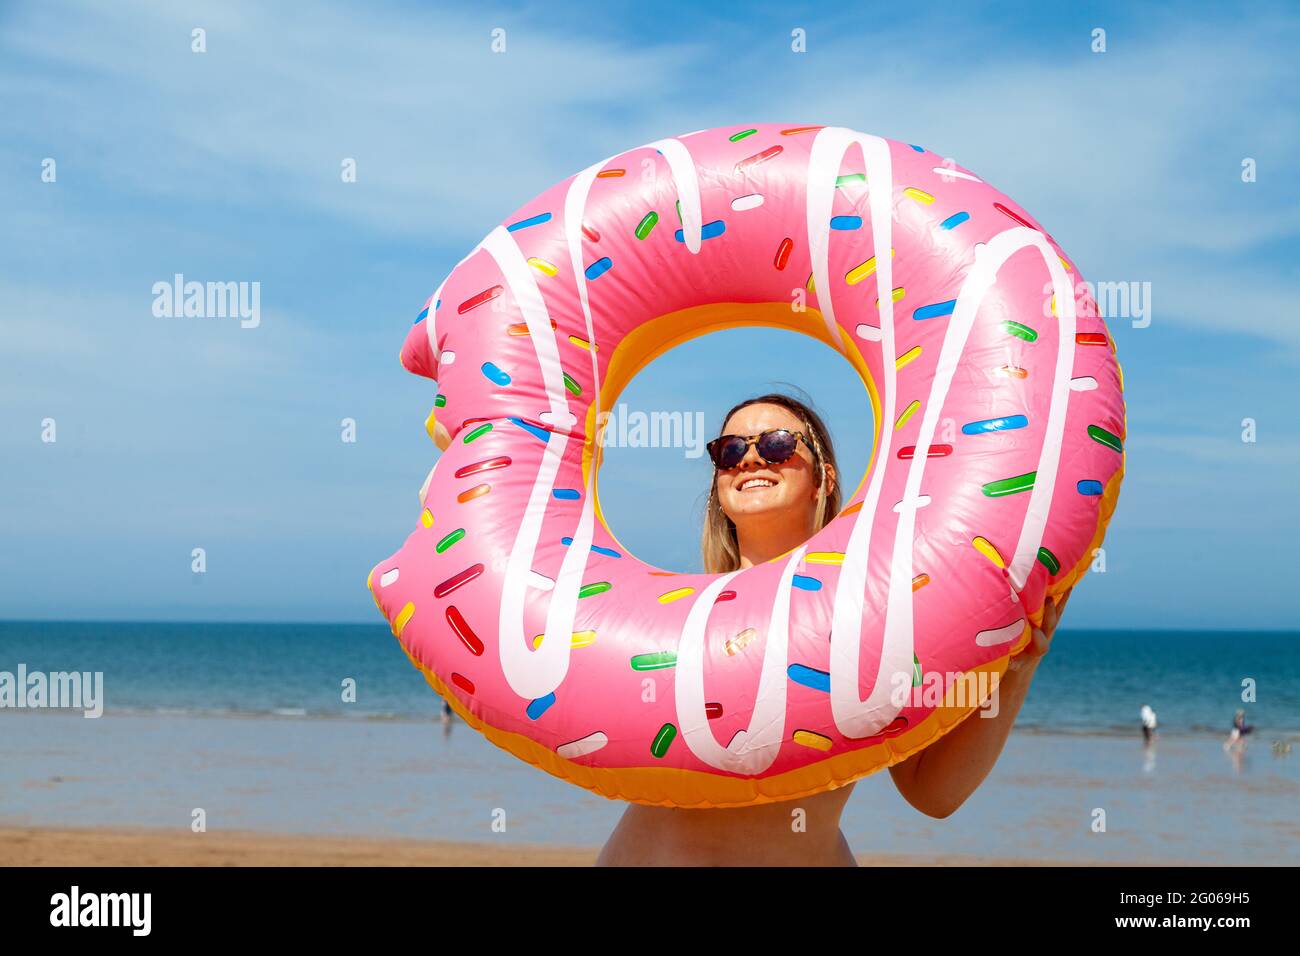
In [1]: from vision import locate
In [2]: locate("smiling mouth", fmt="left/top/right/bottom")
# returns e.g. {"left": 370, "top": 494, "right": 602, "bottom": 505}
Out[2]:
{"left": 737, "top": 477, "right": 777, "bottom": 492}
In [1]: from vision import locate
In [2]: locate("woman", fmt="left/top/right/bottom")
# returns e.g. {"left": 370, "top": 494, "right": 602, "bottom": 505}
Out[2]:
{"left": 597, "top": 393, "right": 1070, "bottom": 866}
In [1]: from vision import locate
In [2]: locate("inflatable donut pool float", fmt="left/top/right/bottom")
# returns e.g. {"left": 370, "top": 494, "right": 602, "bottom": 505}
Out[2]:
{"left": 368, "top": 123, "right": 1125, "bottom": 808}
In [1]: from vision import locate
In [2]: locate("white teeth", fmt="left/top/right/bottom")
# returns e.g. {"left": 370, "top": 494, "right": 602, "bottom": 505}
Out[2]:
{"left": 739, "top": 478, "right": 775, "bottom": 491}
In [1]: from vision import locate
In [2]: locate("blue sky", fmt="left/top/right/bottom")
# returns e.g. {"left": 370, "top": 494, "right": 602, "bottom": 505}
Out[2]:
{"left": 2, "top": 0, "right": 1297, "bottom": 628}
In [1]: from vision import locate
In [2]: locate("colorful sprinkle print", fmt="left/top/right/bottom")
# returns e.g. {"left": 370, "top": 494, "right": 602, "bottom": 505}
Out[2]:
{"left": 962, "top": 415, "right": 1029, "bottom": 435}
{"left": 674, "top": 220, "right": 726, "bottom": 242}
{"left": 634, "top": 211, "right": 659, "bottom": 240}
{"left": 982, "top": 472, "right": 1037, "bottom": 497}
{"left": 1003, "top": 320, "right": 1038, "bottom": 342}
{"left": 914, "top": 300, "right": 957, "bottom": 320}
{"left": 631, "top": 651, "right": 677, "bottom": 671}
{"left": 650, "top": 723, "right": 677, "bottom": 758}
{"left": 435, "top": 528, "right": 465, "bottom": 553}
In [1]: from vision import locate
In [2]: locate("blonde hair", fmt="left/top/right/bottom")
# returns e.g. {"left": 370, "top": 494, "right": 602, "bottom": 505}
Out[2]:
{"left": 701, "top": 393, "right": 841, "bottom": 574}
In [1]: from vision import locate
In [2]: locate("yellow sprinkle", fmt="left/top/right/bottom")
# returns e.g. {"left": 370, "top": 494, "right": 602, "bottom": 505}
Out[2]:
{"left": 894, "top": 400, "right": 920, "bottom": 431}
{"left": 392, "top": 602, "right": 416, "bottom": 638}
{"left": 896, "top": 346, "right": 922, "bottom": 370}
{"left": 420, "top": 508, "right": 434, "bottom": 528}
{"left": 845, "top": 249, "right": 894, "bottom": 286}
{"left": 568, "top": 334, "right": 597, "bottom": 351}
{"left": 806, "top": 272, "right": 815, "bottom": 293}
{"left": 1050, "top": 293, "right": 1057, "bottom": 318}
{"left": 903, "top": 187, "right": 935, "bottom": 204}
{"left": 876, "top": 288, "right": 906, "bottom": 307}
{"left": 658, "top": 586, "right": 695, "bottom": 604}
{"left": 1059, "top": 255, "right": 1073, "bottom": 272}
{"left": 532, "top": 630, "right": 597, "bottom": 650}
{"left": 527, "top": 257, "right": 558, "bottom": 277}
{"left": 424, "top": 408, "right": 438, "bottom": 440}
{"left": 805, "top": 551, "right": 845, "bottom": 565}
{"left": 792, "top": 729, "right": 833, "bottom": 751}
{"left": 972, "top": 535, "right": 1006, "bottom": 569}
{"left": 725, "top": 627, "right": 758, "bottom": 656}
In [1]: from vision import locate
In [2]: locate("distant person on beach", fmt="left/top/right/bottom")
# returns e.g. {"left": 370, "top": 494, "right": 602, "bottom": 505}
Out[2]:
{"left": 1224, "top": 708, "right": 1253, "bottom": 751}
{"left": 597, "top": 394, "right": 1072, "bottom": 867}
{"left": 441, "top": 699, "right": 453, "bottom": 724}
{"left": 1140, "top": 704, "right": 1157, "bottom": 744}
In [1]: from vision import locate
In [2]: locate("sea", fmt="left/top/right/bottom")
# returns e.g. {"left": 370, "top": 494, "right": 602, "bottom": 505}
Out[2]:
{"left": 2, "top": 621, "right": 1297, "bottom": 863}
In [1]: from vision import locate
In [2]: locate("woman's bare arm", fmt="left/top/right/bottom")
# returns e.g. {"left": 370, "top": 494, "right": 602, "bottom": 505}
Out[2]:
{"left": 888, "top": 592, "right": 1069, "bottom": 818}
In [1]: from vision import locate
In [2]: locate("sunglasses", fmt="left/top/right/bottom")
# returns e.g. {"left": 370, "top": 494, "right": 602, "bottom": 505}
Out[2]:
{"left": 706, "top": 428, "right": 818, "bottom": 470}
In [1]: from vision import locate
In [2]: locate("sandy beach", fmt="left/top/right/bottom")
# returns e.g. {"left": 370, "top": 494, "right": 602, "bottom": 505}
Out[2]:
{"left": 1, "top": 826, "right": 1134, "bottom": 867}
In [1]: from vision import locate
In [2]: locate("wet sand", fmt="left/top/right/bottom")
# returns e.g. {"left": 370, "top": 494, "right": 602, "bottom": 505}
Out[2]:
{"left": 1, "top": 826, "right": 1134, "bottom": 866}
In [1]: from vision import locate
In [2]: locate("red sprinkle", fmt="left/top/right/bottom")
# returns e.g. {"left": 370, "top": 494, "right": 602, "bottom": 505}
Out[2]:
{"left": 455, "top": 456, "right": 512, "bottom": 478}
{"left": 458, "top": 285, "right": 503, "bottom": 314}
{"left": 774, "top": 237, "right": 793, "bottom": 270}
{"left": 1076, "top": 332, "right": 1109, "bottom": 346}
{"left": 993, "top": 202, "right": 1036, "bottom": 230}
{"left": 450, "top": 673, "right": 475, "bottom": 694}
{"left": 435, "top": 563, "right": 485, "bottom": 598}
{"left": 705, "top": 702, "right": 724, "bottom": 719}
{"left": 581, "top": 222, "right": 600, "bottom": 242}
{"left": 446, "top": 605, "right": 484, "bottom": 656}
{"left": 897, "top": 445, "right": 953, "bottom": 459}
{"left": 735, "top": 145, "right": 783, "bottom": 174}
{"left": 716, "top": 590, "right": 737, "bottom": 602}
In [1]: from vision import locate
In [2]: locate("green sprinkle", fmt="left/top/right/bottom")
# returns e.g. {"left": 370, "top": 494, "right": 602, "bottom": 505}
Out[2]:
{"left": 1037, "top": 547, "right": 1061, "bottom": 575}
{"left": 982, "top": 471, "right": 1037, "bottom": 497}
{"left": 562, "top": 371, "right": 581, "bottom": 396}
{"left": 463, "top": 423, "right": 493, "bottom": 444}
{"left": 634, "top": 211, "right": 659, "bottom": 240}
{"left": 1003, "top": 320, "right": 1038, "bottom": 342}
{"left": 435, "top": 528, "right": 466, "bottom": 554}
{"left": 728, "top": 129, "right": 758, "bottom": 142}
{"left": 1087, "top": 424, "right": 1123, "bottom": 452}
{"left": 675, "top": 199, "right": 681, "bottom": 222}
{"left": 630, "top": 651, "right": 677, "bottom": 671}
{"left": 650, "top": 722, "right": 677, "bottom": 758}
{"left": 835, "top": 173, "right": 867, "bottom": 188}
{"left": 912, "top": 654, "right": 923, "bottom": 687}
{"left": 434, "top": 394, "right": 446, "bottom": 407}
{"left": 578, "top": 581, "right": 612, "bottom": 599}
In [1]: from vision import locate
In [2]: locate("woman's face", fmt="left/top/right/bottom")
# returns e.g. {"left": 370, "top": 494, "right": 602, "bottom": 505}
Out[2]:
{"left": 714, "top": 403, "right": 824, "bottom": 527}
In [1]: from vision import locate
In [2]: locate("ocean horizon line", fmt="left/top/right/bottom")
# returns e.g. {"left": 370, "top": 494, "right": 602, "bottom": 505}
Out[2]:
{"left": 3, "top": 617, "right": 1299, "bottom": 636}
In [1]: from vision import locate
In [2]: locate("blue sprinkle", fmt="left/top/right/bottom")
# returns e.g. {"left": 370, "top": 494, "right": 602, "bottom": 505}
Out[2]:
{"left": 939, "top": 211, "right": 970, "bottom": 230}
{"left": 913, "top": 300, "right": 958, "bottom": 320}
{"left": 962, "top": 415, "right": 1029, "bottom": 435}
{"left": 481, "top": 362, "right": 511, "bottom": 386}
{"left": 560, "top": 536, "right": 621, "bottom": 558}
{"left": 508, "top": 212, "right": 552, "bottom": 232}
{"left": 788, "top": 663, "right": 830, "bottom": 692}
{"left": 415, "top": 306, "right": 429, "bottom": 325}
{"left": 673, "top": 220, "right": 726, "bottom": 242}
{"left": 585, "top": 257, "right": 613, "bottom": 280}
{"left": 508, "top": 417, "right": 550, "bottom": 443}
{"left": 792, "top": 574, "right": 822, "bottom": 591}
{"left": 552, "top": 488, "right": 580, "bottom": 500}
{"left": 909, "top": 144, "right": 925, "bottom": 152}
{"left": 526, "top": 693, "right": 556, "bottom": 720}
{"left": 435, "top": 299, "right": 440, "bottom": 310}
{"left": 1077, "top": 479, "right": 1104, "bottom": 496}
{"left": 830, "top": 215, "right": 862, "bottom": 230}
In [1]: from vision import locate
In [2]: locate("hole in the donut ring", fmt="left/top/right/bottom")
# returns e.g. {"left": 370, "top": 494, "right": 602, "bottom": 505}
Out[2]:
{"left": 596, "top": 308, "right": 876, "bottom": 575}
